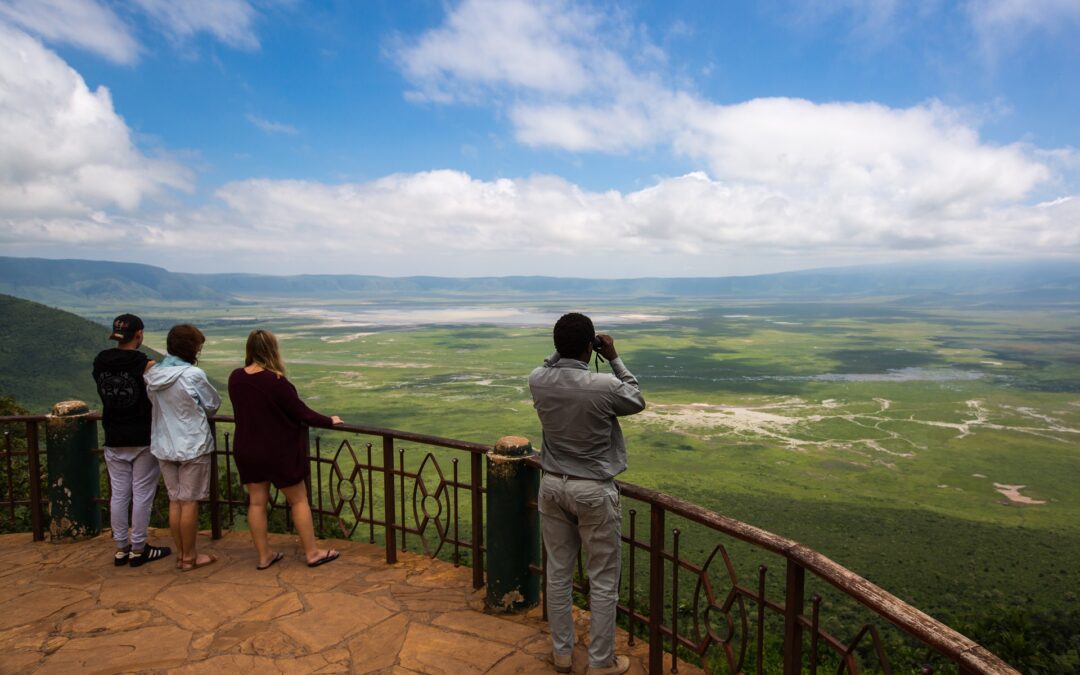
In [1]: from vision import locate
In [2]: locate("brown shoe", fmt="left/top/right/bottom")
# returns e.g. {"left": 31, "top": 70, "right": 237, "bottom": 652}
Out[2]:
{"left": 586, "top": 655, "right": 629, "bottom": 675}
{"left": 553, "top": 652, "right": 572, "bottom": 673}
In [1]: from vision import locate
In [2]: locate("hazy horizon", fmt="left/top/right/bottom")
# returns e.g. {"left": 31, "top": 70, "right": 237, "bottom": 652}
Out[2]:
{"left": 4, "top": 253, "right": 1079, "bottom": 282}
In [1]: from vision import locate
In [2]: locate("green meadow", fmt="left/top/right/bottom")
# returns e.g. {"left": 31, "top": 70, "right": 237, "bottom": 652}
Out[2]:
{"left": 108, "top": 292, "right": 1079, "bottom": 668}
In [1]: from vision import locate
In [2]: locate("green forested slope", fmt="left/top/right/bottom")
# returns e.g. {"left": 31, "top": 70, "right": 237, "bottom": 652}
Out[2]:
{"left": 0, "top": 294, "right": 161, "bottom": 411}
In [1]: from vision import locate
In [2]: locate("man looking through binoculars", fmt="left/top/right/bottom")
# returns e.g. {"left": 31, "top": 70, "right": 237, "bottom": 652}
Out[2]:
{"left": 528, "top": 312, "right": 646, "bottom": 675}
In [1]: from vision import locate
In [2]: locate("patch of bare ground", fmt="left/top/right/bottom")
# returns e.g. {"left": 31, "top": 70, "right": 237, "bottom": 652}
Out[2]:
{"left": 993, "top": 483, "right": 1047, "bottom": 505}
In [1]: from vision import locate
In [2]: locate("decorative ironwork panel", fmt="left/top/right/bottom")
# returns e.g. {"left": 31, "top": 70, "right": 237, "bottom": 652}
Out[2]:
{"left": 691, "top": 543, "right": 753, "bottom": 673}
{"left": 409, "top": 450, "right": 453, "bottom": 557}
{"left": 327, "top": 438, "right": 369, "bottom": 539}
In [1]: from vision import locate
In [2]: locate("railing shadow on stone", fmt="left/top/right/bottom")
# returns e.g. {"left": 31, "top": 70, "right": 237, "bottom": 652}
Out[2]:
{"left": 0, "top": 406, "right": 1019, "bottom": 675}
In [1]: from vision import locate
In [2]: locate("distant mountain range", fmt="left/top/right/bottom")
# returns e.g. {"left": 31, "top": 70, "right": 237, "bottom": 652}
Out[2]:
{"left": 1, "top": 255, "right": 1078, "bottom": 305}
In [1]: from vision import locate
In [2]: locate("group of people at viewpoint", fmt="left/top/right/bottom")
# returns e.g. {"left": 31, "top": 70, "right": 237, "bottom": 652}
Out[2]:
{"left": 93, "top": 315, "right": 342, "bottom": 572}
{"left": 94, "top": 311, "right": 644, "bottom": 675}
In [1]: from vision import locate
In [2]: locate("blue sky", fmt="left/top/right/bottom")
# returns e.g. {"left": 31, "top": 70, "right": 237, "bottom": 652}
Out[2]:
{"left": 1, "top": 0, "right": 1078, "bottom": 277}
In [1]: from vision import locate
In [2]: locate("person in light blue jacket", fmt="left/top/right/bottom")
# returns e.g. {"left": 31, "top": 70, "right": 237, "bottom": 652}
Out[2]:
{"left": 146, "top": 324, "right": 221, "bottom": 571}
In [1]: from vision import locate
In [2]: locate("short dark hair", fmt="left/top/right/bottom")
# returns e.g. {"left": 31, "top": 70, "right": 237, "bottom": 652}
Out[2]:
{"left": 553, "top": 312, "right": 594, "bottom": 359}
{"left": 166, "top": 324, "right": 205, "bottom": 365}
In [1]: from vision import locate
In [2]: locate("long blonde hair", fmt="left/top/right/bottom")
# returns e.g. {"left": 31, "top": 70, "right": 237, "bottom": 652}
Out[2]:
{"left": 245, "top": 329, "right": 286, "bottom": 377}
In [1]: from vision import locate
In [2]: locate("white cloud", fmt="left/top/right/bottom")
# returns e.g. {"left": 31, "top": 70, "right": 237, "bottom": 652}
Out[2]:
{"left": 967, "top": 0, "right": 1080, "bottom": 53}
{"left": 0, "top": 25, "right": 191, "bottom": 217}
{"left": 394, "top": 0, "right": 615, "bottom": 103}
{"left": 246, "top": 113, "right": 298, "bottom": 135}
{"left": 5, "top": 167, "right": 1077, "bottom": 275}
{"left": 0, "top": 0, "right": 139, "bottom": 64}
{"left": 132, "top": 0, "right": 260, "bottom": 51}
{"left": 383, "top": 0, "right": 1077, "bottom": 267}
{"left": 0, "top": 0, "right": 263, "bottom": 63}
{"left": 1, "top": 0, "right": 1077, "bottom": 276}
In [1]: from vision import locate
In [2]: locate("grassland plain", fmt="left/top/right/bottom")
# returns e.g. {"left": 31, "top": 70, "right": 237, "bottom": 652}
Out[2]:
{"left": 118, "top": 293, "right": 1079, "bottom": 667}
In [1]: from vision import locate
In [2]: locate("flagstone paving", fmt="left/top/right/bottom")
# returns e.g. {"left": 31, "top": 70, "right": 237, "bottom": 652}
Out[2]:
{"left": 0, "top": 530, "right": 687, "bottom": 674}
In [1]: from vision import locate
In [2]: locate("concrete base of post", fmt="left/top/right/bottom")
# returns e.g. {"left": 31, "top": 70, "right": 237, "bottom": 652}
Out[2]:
{"left": 485, "top": 436, "right": 541, "bottom": 612}
{"left": 46, "top": 400, "right": 100, "bottom": 542}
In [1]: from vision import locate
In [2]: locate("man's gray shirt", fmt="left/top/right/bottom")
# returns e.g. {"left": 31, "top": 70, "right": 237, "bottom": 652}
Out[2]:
{"left": 529, "top": 352, "right": 646, "bottom": 480}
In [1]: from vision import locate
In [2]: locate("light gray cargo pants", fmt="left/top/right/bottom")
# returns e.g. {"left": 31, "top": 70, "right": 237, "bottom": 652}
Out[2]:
{"left": 538, "top": 473, "right": 622, "bottom": 668}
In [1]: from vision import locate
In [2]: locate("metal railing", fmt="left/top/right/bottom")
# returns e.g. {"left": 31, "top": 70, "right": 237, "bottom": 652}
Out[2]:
{"left": 210, "top": 415, "right": 489, "bottom": 590}
{"left": 0, "top": 412, "right": 1017, "bottom": 674}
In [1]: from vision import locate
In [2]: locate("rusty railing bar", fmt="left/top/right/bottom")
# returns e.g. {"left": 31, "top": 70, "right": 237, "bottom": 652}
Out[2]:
{"left": 209, "top": 419, "right": 222, "bottom": 540}
{"left": 314, "top": 433, "right": 323, "bottom": 534}
{"left": 366, "top": 442, "right": 375, "bottom": 544}
{"left": 398, "top": 447, "right": 406, "bottom": 552}
{"left": 223, "top": 431, "right": 234, "bottom": 532}
{"left": 452, "top": 457, "right": 460, "bottom": 566}
{"left": 469, "top": 451, "right": 483, "bottom": 590}
{"left": 757, "top": 565, "right": 767, "bottom": 675}
{"left": 4, "top": 432, "right": 14, "bottom": 525}
{"left": 648, "top": 502, "right": 665, "bottom": 675}
{"left": 627, "top": 507, "right": 637, "bottom": 647}
{"left": 782, "top": 558, "right": 805, "bottom": 675}
{"left": 26, "top": 420, "right": 44, "bottom": 541}
{"left": 382, "top": 435, "right": 396, "bottom": 564}
{"left": 670, "top": 527, "right": 680, "bottom": 674}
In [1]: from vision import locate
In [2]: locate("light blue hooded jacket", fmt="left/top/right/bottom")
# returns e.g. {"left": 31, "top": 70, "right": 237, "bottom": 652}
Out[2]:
{"left": 145, "top": 355, "right": 221, "bottom": 462}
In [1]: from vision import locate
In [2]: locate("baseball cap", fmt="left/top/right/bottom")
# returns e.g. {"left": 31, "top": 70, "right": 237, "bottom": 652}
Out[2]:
{"left": 109, "top": 314, "right": 144, "bottom": 341}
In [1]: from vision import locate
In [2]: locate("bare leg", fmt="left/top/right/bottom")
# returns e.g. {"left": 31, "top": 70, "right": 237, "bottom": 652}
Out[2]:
{"left": 280, "top": 481, "right": 336, "bottom": 563}
{"left": 168, "top": 501, "right": 183, "bottom": 561}
{"left": 179, "top": 501, "right": 212, "bottom": 566}
{"left": 246, "top": 482, "right": 275, "bottom": 567}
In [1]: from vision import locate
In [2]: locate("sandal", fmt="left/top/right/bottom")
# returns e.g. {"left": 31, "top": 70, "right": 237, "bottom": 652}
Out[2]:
{"left": 306, "top": 549, "right": 340, "bottom": 567}
{"left": 179, "top": 553, "right": 218, "bottom": 572}
{"left": 257, "top": 551, "right": 285, "bottom": 571}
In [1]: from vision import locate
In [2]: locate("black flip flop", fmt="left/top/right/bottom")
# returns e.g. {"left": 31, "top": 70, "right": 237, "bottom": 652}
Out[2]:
{"left": 257, "top": 551, "right": 285, "bottom": 570}
{"left": 307, "top": 550, "right": 339, "bottom": 568}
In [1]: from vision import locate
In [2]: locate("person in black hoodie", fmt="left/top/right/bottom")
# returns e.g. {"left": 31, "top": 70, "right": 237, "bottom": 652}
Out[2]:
{"left": 93, "top": 314, "right": 171, "bottom": 567}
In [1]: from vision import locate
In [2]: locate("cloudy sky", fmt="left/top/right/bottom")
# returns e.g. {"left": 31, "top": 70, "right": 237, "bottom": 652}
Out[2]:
{"left": 1, "top": 0, "right": 1078, "bottom": 277}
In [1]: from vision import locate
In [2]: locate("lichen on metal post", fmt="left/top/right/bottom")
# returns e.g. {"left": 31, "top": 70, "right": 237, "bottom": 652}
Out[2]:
{"left": 45, "top": 400, "right": 101, "bottom": 541}
{"left": 485, "top": 435, "right": 541, "bottom": 612}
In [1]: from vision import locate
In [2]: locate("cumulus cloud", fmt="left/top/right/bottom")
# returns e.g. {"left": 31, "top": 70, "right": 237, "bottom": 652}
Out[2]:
{"left": 6, "top": 168, "right": 1077, "bottom": 275}
{"left": 394, "top": 0, "right": 622, "bottom": 103}
{"left": 382, "top": 0, "right": 1079, "bottom": 266}
{"left": 0, "top": 0, "right": 139, "bottom": 64}
{"left": 0, "top": 25, "right": 191, "bottom": 217}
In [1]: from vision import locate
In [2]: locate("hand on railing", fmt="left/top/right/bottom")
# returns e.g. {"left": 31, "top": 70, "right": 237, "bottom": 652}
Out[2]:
{"left": 330, "top": 416, "right": 343, "bottom": 425}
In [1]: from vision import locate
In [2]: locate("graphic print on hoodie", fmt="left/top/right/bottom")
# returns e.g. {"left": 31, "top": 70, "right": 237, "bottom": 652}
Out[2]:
{"left": 93, "top": 348, "right": 152, "bottom": 447}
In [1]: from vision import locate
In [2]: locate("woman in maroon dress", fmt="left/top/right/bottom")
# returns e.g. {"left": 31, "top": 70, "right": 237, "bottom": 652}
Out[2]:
{"left": 228, "top": 329, "right": 344, "bottom": 569}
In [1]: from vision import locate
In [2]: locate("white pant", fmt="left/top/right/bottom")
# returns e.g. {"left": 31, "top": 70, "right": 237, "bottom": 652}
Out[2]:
{"left": 103, "top": 446, "right": 160, "bottom": 551}
{"left": 538, "top": 473, "right": 622, "bottom": 667}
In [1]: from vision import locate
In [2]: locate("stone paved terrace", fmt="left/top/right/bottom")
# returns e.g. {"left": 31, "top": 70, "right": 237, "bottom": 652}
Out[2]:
{"left": 0, "top": 529, "right": 690, "bottom": 674}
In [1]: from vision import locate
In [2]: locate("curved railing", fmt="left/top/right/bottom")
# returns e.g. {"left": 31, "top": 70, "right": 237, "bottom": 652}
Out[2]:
{"left": 0, "top": 412, "right": 1017, "bottom": 674}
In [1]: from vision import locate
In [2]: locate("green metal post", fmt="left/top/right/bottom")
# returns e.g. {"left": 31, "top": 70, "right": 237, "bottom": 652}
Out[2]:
{"left": 45, "top": 401, "right": 100, "bottom": 541}
{"left": 485, "top": 435, "right": 541, "bottom": 612}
